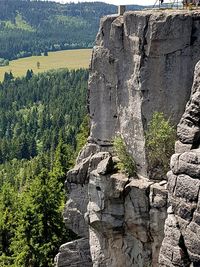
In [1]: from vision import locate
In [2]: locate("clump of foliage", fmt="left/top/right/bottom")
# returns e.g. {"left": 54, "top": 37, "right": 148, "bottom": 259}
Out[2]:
{"left": 0, "top": 58, "right": 9, "bottom": 67}
{"left": 113, "top": 136, "right": 136, "bottom": 177}
{"left": 145, "top": 112, "right": 176, "bottom": 176}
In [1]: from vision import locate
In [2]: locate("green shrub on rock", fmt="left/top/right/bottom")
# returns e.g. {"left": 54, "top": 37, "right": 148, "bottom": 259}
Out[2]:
{"left": 113, "top": 136, "right": 136, "bottom": 177}
{"left": 145, "top": 112, "right": 176, "bottom": 178}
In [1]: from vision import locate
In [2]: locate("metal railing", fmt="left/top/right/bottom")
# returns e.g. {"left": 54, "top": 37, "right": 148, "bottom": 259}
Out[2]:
{"left": 152, "top": 0, "right": 200, "bottom": 9}
{"left": 153, "top": 0, "right": 181, "bottom": 9}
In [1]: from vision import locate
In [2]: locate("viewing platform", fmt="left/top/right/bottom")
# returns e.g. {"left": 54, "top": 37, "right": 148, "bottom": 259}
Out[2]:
{"left": 118, "top": 1, "right": 200, "bottom": 15}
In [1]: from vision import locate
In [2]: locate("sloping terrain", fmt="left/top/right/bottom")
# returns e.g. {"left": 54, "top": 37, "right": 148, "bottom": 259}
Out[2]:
{"left": 0, "top": 0, "right": 143, "bottom": 60}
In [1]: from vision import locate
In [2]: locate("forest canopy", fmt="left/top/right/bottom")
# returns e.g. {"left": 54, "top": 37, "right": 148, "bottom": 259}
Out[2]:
{"left": 0, "top": 69, "right": 89, "bottom": 266}
{"left": 0, "top": 0, "right": 143, "bottom": 60}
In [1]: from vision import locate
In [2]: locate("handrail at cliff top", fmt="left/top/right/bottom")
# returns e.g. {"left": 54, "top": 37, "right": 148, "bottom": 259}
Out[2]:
{"left": 118, "top": 1, "right": 199, "bottom": 15}
{"left": 153, "top": 0, "right": 159, "bottom": 8}
{"left": 152, "top": 0, "right": 200, "bottom": 9}
{"left": 153, "top": 0, "right": 182, "bottom": 9}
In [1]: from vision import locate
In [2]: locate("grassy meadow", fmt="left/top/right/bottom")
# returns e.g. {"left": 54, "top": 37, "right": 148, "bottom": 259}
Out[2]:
{"left": 0, "top": 49, "right": 92, "bottom": 81}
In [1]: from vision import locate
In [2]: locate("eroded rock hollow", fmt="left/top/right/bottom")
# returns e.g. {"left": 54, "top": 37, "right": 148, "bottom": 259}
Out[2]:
{"left": 55, "top": 9, "right": 200, "bottom": 267}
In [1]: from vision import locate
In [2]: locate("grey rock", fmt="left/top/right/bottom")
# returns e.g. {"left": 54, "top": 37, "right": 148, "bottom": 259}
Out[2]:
{"left": 176, "top": 201, "right": 197, "bottom": 223}
{"left": 59, "top": 9, "right": 200, "bottom": 267}
{"left": 124, "top": 179, "right": 167, "bottom": 266}
{"left": 76, "top": 143, "right": 100, "bottom": 164}
{"left": 88, "top": 172, "right": 128, "bottom": 233}
{"left": 96, "top": 155, "right": 113, "bottom": 175}
{"left": 174, "top": 174, "right": 200, "bottom": 202}
{"left": 88, "top": 152, "right": 111, "bottom": 173}
{"left": 175, "top": 140, "right": 192, "bottom": 154}
{"left": 167, "top": 171, "right": 177, "bottom": 194}
{"left": 177, "top": 61, "right": 200, "bottom": 144}
{"left": 159, "top": 180, "right": 167, "bottom": 186}
{"left": 167, "top": 206, "right": 173, "bottom": 214}
{"left": 185, "top": 225, "right": 200, "bottom": 262}
{"left": 124, "top": 179, "right": 153, "bottom": 243}
{"left": 89, "top": 10, "right": 200, "bottom": 179}
{"left": 150, "top": 182, "right": 168, "bottom": 209}
{"left": 160, "top": 61, "right": 200, "bottom": 265}
{"left": 171, "top": 150, "right": 200, "bottom": 178}
{"left": 63, "top": 183, "right": 89, "bottom": 237}
{"left": 55, "top": 238, "right": 92, "bottom": 267}
{"left": 66, "top": 156, "right": 91, "bottom": 185}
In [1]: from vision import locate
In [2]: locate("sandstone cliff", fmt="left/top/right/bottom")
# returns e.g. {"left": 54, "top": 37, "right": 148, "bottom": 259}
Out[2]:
{"left": 55, "top": 9, "right": 200, "bottom": 267}
{"left": 159, "top": 61, "right": 200, "bottom": 267}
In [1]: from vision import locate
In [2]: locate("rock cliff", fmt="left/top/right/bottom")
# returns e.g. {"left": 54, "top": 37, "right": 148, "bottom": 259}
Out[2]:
{"left": 55, "top": 9, "right": 200, "bottom": 267}
{"left": 159, "top": 60, "right": 200, "bottom": 267}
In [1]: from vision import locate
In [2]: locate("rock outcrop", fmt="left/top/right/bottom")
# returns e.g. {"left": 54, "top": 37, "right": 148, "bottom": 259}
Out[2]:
{"left": 55, "top": 238, "right": 92, "bottom": 267}
{"left": 159, "top": 61, "right": 200, "bottom": 267}
{"left": 89, "top": 9, "right": 200, "bottom": 178}
{"left": 55, "top": 9, "right": 200, "bottom": 267}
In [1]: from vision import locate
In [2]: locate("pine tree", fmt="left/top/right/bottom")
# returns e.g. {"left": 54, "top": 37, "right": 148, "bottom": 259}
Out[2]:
{"left": 0, "top": 182, "right": 18, "bottom": 266}
{"left": 11, "top": 169, "right": 72, "bottom": 267}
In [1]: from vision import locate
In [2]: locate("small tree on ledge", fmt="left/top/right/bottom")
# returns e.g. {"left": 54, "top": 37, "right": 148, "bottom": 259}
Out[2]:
{"left": 145, "top": 112, "right": 176, "bottom": 179}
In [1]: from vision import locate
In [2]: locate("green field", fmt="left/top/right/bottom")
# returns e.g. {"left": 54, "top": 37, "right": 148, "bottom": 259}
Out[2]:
{"left": 0, "top": 49, "right": 92, "bottom": 81}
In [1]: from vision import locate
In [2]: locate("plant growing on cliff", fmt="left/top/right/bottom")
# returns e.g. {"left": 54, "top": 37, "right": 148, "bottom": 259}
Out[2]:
{"left": 113, "top": 136, "right": 136, "bottom": 177}
{"left": 145, "top": 112, "right": 176, "bottom": 177}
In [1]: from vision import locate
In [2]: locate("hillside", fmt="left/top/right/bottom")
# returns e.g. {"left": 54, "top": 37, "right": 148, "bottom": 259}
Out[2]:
{"left": 0, "top": 0, "right": 143, "bottom": 60}
{"left": 0, "top": 68, "right": 89, "bottom": 266}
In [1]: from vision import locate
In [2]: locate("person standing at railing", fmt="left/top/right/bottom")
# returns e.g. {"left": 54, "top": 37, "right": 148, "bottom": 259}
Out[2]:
{"left": 184, "top": 0, "right": 200, "bottom": 7}
{"left": 183, "top": 0, "right": 192, "bottom": 8}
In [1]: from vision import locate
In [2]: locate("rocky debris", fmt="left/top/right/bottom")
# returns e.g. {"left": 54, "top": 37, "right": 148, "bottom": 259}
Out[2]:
{"left": 159, "top": 60, "right": 200, "bottom": 266}
{"left": 54, "top": 238, "right": 92, "bottom": 267}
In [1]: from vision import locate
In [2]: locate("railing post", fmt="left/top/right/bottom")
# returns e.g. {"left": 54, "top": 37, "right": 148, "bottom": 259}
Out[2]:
{"left": 118, "top": 5, "right": 126, "bottom": 15}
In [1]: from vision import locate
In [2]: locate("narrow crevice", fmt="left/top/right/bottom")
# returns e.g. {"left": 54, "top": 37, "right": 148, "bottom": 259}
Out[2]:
{"left": 178, "top": 234, "right": 191, "bottom": 267}
{"left": 140, "top": 15, "right": 151, "bottom": 69}
{"left": 190, "top": 21, "right": 198, "bottom": 46}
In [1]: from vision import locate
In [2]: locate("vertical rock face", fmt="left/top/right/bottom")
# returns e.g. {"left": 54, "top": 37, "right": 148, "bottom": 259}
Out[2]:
{"left": 56, "top": 10, "right": 200, "bottom": 267}
{"left": 159, "top": 61, "right": 200, "bottom": 267}
{"left": 90, "top": 10, "right": 200, "bottom": 177}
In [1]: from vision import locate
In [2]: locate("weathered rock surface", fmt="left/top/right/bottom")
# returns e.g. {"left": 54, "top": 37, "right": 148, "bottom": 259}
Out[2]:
{"left": 56, "top": 9, "right": 200, "bottom": 267}
{"left": 159, "top": 60, "right": 200, "bottom": 266}
{"left": 89, "top": 10, "right": 200, "bottom": 178}
{"left": 55, "top": 238, "right": 92, "bottom": 267}
{"left": 88, "top": 162, "right": 167, "bottom": 267}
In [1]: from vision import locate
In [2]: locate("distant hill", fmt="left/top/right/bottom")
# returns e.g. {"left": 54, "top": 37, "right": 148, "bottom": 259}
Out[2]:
{"left": 0, "top": 0, "right": 144, "bottom": 60}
